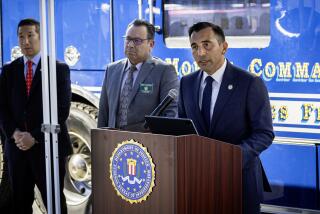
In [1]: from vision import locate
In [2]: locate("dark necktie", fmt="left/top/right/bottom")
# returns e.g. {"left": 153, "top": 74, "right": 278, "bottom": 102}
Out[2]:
{"left": 201, "top": 76, "right": 214, "bottom": 128}
{"left": 118, "top": 65, "right": 137, "bottom": 128}
{"left": 26, "top": 60, "right": 33, "bottom": 96}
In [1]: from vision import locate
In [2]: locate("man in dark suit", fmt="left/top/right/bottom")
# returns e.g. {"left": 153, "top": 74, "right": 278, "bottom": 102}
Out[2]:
{"left": 0, "top": 18, "right": 71, "bottom": 214}
{"left": 98, "top": 19, "right": 179, "bottom": 131}
{"left": 178, "top": 22, "right": 274, "bottom": 214}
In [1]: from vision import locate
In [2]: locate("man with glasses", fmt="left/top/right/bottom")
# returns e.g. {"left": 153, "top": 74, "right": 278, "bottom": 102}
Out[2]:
{"left": 98, "top": 19, "right": 179, "bottom": 132}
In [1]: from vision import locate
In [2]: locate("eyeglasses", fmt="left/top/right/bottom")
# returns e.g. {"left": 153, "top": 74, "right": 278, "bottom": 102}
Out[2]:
{"left": 123, "top": 36, "right": 149, "bottom": 46}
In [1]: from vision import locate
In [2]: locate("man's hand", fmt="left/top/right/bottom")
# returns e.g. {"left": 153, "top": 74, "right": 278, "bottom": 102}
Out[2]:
{"left": 14, "top": 131, "right": 36, "bottom": 151}
{"left": 13, "top": 129, "right": 23, "bottom": 142}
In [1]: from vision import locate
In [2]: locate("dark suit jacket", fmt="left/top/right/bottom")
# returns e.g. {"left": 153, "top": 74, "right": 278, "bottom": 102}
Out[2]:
{"left": 178, "top": 61, "right": 274, "bottom": 210}
{"left": 0, "top": 56, "right": 72, "bottom": 158}
{"left": 98, "top": 56, "right": 179, "bottom": 132}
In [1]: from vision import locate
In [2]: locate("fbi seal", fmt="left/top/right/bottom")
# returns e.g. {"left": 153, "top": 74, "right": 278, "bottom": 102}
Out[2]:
{"left": 109, "top": 139, "right": 155, "bottom": 203}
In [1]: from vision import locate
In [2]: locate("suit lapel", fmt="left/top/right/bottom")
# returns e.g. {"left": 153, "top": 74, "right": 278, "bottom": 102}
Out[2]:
{"left": 128, "top": 57, "right": 154, "bottom": 106}
{"left": 192, "top": 71, "right": 208, "bottom": 135}
{"left": 17, "top": 58, "right": 28, "bottom": 101}
{"left": 111, "top": 60, "right": 127, "bottom": 113}
{"left": 209, "top": 61, "right": 237, "bottom": 136}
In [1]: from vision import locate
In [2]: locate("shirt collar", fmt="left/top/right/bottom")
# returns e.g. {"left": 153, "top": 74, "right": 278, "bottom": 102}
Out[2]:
{"left": 127, "top": 60, "right": 143, "bottom": 71}
{"left": 202, "top": 59, "right": 227, "bottom": 85}
{"left": 23, "top": 52, "right": 41, "bottom": 66}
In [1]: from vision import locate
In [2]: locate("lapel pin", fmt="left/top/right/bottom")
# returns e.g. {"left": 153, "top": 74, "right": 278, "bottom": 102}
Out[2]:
{"left": 228, "top": 84, "right": 233, "bottom": 90}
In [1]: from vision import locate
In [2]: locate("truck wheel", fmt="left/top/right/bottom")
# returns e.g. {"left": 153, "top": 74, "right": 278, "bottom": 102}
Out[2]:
{"left": 33, "top": 186, "right": 46, "bottom": 213}
{"left": 64, "top": 102, "right": 97, "bottom": 212}
{"left": 0, "top": 141, "right": 12, "bottom": 210}
{"left": 32, "top": 102, "right": 97, "bottom": 214}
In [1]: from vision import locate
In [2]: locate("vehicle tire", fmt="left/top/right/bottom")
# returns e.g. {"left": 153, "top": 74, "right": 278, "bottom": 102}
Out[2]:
{"left": 33, "top": 102, "right": 97, "bottom": 214}
{"left": 33, "top": 186, "right": 46, "bottom": 214}
{"left": 0, "top": 139, "right": 13, "bottom": 211}
{"left": 64, "top": 102, "right": 97, "bottom": 213}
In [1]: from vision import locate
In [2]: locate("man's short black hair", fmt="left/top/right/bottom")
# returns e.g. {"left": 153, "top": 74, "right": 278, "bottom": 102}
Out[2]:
{"left": 188, "top": 22, "right": 225, "bottom": 44}
{"left": 128, "top": 19, "right": 155, "bottom": 40}
{"left": 17, "top": 18, "right": 40, "bottom": 35}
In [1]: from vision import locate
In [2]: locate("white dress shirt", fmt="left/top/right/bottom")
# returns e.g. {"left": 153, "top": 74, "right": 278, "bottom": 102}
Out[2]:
{"left": 120, "top": 60, "right": 142, "bottom": 91}
{"left": 199, "top": 59, "right": 227, "bottom": 119}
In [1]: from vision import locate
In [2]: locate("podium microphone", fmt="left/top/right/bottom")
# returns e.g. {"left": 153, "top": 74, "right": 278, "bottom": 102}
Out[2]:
{"left": 144, "top": 89, "right": 178, "bottom": 128}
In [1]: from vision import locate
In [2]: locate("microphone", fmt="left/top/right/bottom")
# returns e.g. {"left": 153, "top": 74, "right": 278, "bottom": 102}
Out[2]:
{"left": 150, "top": 89, "right": 178, "bottom": 116}
{"left": 144, "top": 89, "right": 178, "bottom": 129}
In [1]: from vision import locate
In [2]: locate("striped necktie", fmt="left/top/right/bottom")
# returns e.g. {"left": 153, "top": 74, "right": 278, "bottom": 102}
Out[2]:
{"left": 117, "top": 65, "right": 137, "bottom": 128}
{"left": 26, "top": 60, "right": 33, "bottom": 96}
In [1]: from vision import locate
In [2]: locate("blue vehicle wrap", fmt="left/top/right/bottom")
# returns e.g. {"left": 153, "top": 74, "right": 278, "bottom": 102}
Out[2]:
{"left": 0, "top": 0, "right": 319, "bottom": 213}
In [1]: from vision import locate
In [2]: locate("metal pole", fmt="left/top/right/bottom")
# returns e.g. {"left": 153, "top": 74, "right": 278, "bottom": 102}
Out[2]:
{"left": 138, "top": 0, "right": 143, "bottom": 19}
{"left": 48, "top": 0, "right": 61, "bottom": 213}
{"left": 110, "top": 0, "right": 114, "bottom": 62}
{"left": 39, "top": 0, "right": 53, "bottom": 213}
{"left": 148, "top": 0, "right": 153, "bottom": 24}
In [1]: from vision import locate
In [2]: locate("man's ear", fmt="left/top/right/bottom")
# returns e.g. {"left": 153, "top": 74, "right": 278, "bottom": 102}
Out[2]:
{"left": 222, "top": 41, "right": 228, "bottom": 54}
{"left": 149, "top": 40, "right": 155, "bottom": 48}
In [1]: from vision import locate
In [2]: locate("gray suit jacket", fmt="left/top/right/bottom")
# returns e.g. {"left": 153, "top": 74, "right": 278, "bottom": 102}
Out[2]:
{"left": 98, "top": 56, "right": 179, "bottom": 132}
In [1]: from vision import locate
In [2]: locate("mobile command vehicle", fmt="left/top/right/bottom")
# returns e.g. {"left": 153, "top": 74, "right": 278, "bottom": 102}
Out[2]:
{"left": 0, "top": 0, "right": 319, "bottom": 213}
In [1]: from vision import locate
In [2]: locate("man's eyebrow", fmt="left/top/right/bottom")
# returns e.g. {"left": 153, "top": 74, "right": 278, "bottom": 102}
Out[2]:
{"left": 19, "top": 31, "right": 34, "bottom": 35}
{"left": 201, "top": 40, "right": 212, "bottom": 43}
{"left": 190, "top": 42, "right": 197, "bottom": 47}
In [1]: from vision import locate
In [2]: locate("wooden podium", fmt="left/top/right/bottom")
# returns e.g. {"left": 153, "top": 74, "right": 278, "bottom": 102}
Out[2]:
{"left": 91, "top": 129, "right": 242, "bottom": 214}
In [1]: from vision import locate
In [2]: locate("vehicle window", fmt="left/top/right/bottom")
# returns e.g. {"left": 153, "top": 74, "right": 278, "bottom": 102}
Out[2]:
{"left": 163, "top": 0, "right": 270, "bottom": 48}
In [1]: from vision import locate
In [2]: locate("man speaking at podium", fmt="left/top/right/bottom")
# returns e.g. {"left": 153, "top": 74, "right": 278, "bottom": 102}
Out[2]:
{"left": 178, "top": 22, "right": 274, "bottom": 214}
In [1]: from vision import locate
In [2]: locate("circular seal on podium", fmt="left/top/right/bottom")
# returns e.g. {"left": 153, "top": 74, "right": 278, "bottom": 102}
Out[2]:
{"left": 109, "top": 139, "right": 155, "bottom": 203}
